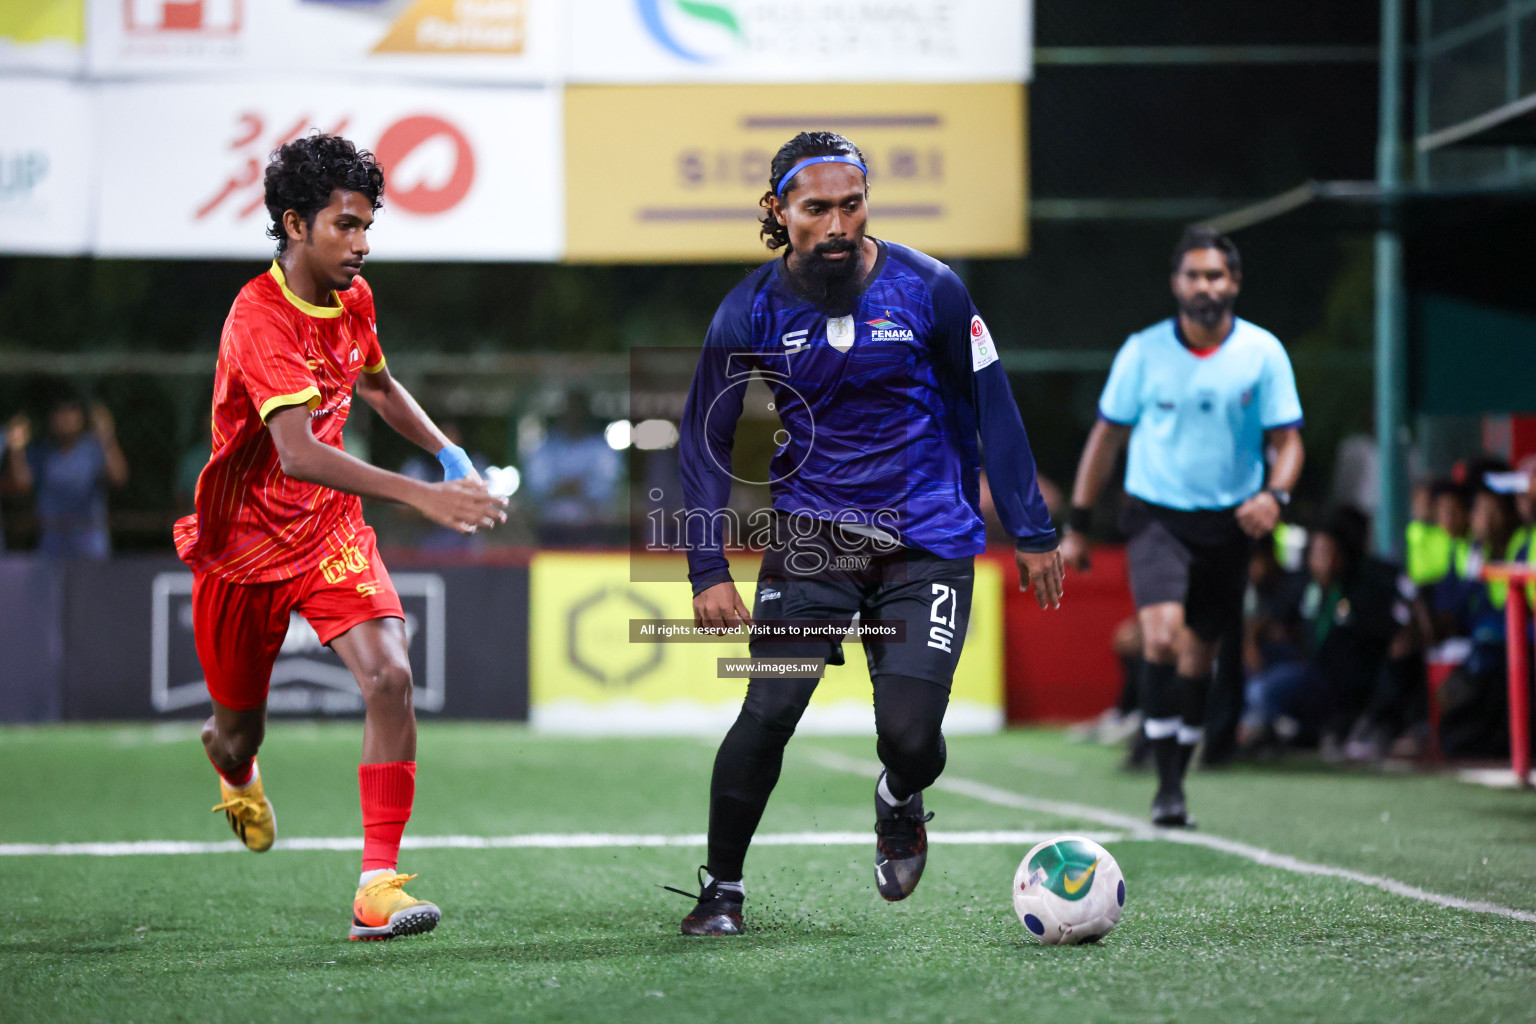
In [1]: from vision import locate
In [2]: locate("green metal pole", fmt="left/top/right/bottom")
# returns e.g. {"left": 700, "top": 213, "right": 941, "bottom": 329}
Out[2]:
{"left": 1375, "top": 0, "right": 1408, "bottom": 559}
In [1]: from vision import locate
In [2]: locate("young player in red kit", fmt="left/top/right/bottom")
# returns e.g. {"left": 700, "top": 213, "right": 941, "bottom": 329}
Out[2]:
{"left": 175, "top": 134, "right": 506, "bottom": 940}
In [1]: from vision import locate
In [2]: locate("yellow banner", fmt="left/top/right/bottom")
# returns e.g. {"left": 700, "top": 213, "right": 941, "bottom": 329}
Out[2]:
{"left": 0, "top": 0, "right": 82, "bottom": 44}
{"left": 529, "top": 553, "right": 1003, "bottom": 733}
{"left": 564, "top": 83, "right": 1027, "bottom": 263}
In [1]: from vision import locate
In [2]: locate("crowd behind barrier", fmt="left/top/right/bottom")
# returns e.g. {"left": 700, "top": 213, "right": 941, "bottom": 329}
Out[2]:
{"left": 1081, "top": 455, "right": 1536, "bottom": 771}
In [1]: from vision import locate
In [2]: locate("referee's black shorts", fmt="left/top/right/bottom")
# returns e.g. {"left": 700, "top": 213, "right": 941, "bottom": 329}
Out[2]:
{"left": 1120, "top": 497, "right": 1251, "bottom": 642}
{"left": 746, "top": 516, "right": 974, "bottom": 689}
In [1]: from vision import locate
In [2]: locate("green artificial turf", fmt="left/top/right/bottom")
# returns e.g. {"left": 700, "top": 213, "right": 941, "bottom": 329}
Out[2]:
{"left": 3, "top": 723, "right": 1534, "bottom": 1024}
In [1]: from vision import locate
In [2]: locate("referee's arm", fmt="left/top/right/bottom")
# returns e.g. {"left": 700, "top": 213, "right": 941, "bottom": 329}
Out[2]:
{"left": 1235, "top": 427, "right": 1304, "bottom": 538}
{"left": 1061, "top": 418, "right": 1133, "bottom": 570}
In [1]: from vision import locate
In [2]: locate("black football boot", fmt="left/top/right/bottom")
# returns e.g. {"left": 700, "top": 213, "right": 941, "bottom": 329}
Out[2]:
{"left": 668, "top": 866, "right": 745, "bottom": 936}
{"left": 874, "top": 770, "right": 935, "bottom": 902}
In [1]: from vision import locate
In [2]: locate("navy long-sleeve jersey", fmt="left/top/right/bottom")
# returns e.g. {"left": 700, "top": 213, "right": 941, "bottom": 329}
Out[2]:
{"left": 679, "top": 239, "right": 1057, "bottom": 593}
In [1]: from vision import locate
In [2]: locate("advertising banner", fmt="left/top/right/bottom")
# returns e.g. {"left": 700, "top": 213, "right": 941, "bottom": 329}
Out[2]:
{"left": 528, "top": 552, "right": 1003, "bottom": 735}
{"left": 58, "top": 559, "right": 530, "bottom": 720}
{"left": 564, "top": 82, "right": 1026, "bottom": 262}
{"left": 93, "top": 80, "right": 562, "bottom": 260}
{"left": 0, "top": 559, "right": 65, "bottom": 723}
{"left": 0, "top": 0, "right": 83, "bottom": 74}
{"left": 567, "top": 0, "right": 1030, "bottom": 84}
{"left": 83, "top": 1, "right": 1025, "bottom": 84}
{"left": 86, "top": 0, "right": 559, "bottom": 82}
{"left": 0, "top": 78, "right": 95, "bottom": 256}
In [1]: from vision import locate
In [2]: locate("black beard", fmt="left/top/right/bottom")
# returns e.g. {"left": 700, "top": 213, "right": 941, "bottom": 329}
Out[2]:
{"left": 788, "top": 239, "right": 866, "bottom": 314}
{"left": 1180, "top": 294, "right": 1234, "bottom": 329}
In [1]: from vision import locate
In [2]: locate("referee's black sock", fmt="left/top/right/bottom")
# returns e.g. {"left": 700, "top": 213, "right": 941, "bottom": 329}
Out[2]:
{"left": 1176, "top": 671, "right": 1210, "bottom": 779}
{"left": 1151, "top": 736, "right": 1183, "bottom": 799}
{"left": 1140, "top": 661, "right": 1182, "bottom": 797}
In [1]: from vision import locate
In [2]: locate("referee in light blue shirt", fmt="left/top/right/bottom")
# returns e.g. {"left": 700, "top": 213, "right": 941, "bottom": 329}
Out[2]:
{"left": 1060, "top": 226, "right": 1304, "bottom": 827}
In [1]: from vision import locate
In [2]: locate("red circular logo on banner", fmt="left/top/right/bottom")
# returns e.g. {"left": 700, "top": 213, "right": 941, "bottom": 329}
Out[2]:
{"left": 375, "top": 115, "right": 475, "bottom": 215}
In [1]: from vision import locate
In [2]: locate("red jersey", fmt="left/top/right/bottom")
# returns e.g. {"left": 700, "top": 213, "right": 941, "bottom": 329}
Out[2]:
{"left": 175, "top": 261, "right": 386, "bottom": 584}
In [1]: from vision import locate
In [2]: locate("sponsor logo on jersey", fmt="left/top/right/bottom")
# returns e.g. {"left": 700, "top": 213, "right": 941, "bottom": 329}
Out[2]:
{"left": 969, "top": 315, "right": 998, "bottom": 371}
{"left": 865, "top": 316, "right": 915, "bottom": 342}
{"left": 782, "top": 329, "right": 809, "bottom": 351}
{"left": 827, "top": 315, "right": 855, "bottom": 352}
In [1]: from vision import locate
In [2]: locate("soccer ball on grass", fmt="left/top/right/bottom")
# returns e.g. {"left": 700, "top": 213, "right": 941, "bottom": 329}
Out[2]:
{"left": 1012, "top": 835, "right": 1124, "bottom": 945}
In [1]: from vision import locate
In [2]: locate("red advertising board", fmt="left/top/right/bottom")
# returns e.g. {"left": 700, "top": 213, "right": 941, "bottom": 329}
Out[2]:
{"left": 990, "top": 545, "right": 1136, "bottom": 723}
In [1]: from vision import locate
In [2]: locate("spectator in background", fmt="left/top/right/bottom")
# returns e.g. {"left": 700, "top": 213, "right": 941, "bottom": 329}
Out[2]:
{"left": 1502, "top": 453, "right": 1536, "bottom": 653}
{"left": 1239, "top": 508, "right": 1408, "bottom": 757}
{"left": 1435, "top": 479, "right": 1522, "bottom": 757}
{"left": 1426, "top": 475, "right": 1508, "bottom": 635}
{"left": 1408, "top": 480, "right": 1470, "bottom": 588}
{"left": 522, "top": 395, "right": 621, "bottom": 548}
{"left": 11, "top": 397, "right": 129, "bottom": 559}
{"left": 1505, "top": 454, "right": 1536, "bottom": 566}
{"left": 1, "top": 414, "right": 33, "bottom": 548}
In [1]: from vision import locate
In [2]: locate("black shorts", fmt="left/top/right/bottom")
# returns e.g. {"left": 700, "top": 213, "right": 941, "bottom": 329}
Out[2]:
{"left": 747, "top": 517, "right": 974, "bottom": 689}
{"left": 1121, "top": 497, "right": 1251, "bottom": 642}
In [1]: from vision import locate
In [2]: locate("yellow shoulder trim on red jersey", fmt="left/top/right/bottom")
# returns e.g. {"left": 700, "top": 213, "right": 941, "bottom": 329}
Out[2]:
{"left": 361, "top": 355, "right": 387, "bottom": 374}
{"left": 268, "top": 261, "right": 343, "bottom": 319}
{"left": 259, "top": 386, "right": 322, "bottom": 423}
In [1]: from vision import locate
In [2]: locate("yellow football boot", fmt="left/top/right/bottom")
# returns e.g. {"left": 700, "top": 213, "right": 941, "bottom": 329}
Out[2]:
{"left": 211, "top": 767, "right": 276, "bottom": 852}
{"left": 349, "top": 872, "right": 441, "bottom": 941}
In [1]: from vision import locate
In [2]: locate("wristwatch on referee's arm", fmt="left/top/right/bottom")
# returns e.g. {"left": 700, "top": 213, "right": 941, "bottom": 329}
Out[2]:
{"left": 1266, "top": 489, "right": 1291, "bottom": 508}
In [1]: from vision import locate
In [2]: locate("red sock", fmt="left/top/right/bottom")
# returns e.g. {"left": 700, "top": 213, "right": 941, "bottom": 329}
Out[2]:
{"left": 359, "top": 761, "right": 416, "bottom": 873}
{"left": 207, "top": 748, "right": 255, "bottom": 789}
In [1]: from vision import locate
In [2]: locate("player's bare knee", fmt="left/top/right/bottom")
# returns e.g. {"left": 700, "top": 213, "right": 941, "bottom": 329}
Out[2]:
{"left": 1178, "top": 649, "right": 1217, "bottom": 678}
{"left": 360, "top": 660, "right": 413, "bottom": 709}
{"left": 1138, "top": 607, "right": 1183, "bottom": 662}
{"left": 213, "top": 723, "right": 262, "bottom": 766}
{"left": 1143, "top": 633, "right": 1180, "bottom": 664}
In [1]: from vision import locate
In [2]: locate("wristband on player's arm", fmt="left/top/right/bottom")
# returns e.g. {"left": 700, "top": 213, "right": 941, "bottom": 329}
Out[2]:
{"left": 436, "top": 443, "right": 474, "bottom": 482}
{"left": 1066, "top": 506, "right": 1093, "bottom": 535}
{"left": 690, "top": 571, "right": 735, "bottom": 597}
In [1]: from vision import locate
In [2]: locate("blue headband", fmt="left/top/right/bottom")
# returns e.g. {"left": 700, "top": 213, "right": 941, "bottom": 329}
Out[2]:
{"left": 775, "top": 154, "right": 868, "bottom": 198}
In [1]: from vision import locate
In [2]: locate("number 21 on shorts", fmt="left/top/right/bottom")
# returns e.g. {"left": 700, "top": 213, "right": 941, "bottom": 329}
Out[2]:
{"left": 928, "top": 583, "right": 958, "bottom": 652}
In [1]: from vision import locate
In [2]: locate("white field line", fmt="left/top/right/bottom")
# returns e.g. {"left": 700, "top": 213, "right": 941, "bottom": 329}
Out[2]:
{"left": 806, "top": 750, "right": 1536, "bottom": 925}
{"left": 0, "top": 829, "right": 1126, "bottom": 858}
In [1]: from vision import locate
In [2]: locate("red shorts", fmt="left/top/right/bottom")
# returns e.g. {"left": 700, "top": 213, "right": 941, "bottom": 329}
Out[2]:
{"left": 192, "top": 525, "right": 404, "bottom": 711}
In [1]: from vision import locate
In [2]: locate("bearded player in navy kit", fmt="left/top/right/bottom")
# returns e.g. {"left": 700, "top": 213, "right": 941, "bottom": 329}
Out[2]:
{"left": 1060, "top": 226, "right": 1305, "bottom": 828}
{"left": 671, "top": 131, "right": 1064, "bottom": 936}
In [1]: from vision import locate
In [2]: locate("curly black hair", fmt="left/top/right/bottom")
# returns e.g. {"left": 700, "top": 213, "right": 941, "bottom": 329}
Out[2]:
{"left": 1172, "top": 224, "right": 1241, "bottom": 277}
{"left": 758, "top": 131, "right": 868, "bottom": 252}
{"left": 264, "top": 133, "right": 385, "bottom": 253}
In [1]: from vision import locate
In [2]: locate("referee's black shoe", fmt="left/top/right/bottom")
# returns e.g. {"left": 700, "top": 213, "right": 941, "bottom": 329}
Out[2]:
{"left": 668, "top": 866, "right": 744, "bottom": 936}
{"left": 1151, "top": 789, "right": 1196, "bottom": 829}
{"left": 874, "top": 771, "right": 934, "bottom": 901}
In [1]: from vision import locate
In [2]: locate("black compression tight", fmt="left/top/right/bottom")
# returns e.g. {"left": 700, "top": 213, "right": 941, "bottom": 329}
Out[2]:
{"left": 706, "top": 673, "right": 950, "bottom": 882}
